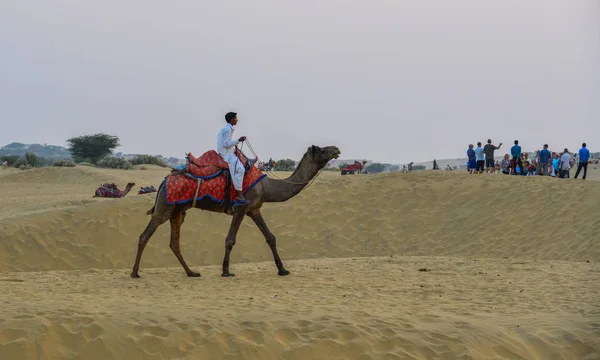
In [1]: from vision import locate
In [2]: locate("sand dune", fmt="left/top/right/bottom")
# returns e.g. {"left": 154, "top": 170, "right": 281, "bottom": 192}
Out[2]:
{"left": 1, "top": 165, "right": 599, "bottom": 359}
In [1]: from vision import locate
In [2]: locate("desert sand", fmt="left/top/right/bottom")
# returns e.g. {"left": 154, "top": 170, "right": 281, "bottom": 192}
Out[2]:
{"left": 1, "top": 164, "right": 599, "bottom": 359}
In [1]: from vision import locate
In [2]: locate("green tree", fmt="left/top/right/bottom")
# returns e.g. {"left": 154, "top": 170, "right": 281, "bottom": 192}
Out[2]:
{"left": 274, "top": 159, "right": 296, "bottom": 171}
{"left": 67, "top": 133, "right": 120, "bottom": 164}
{"left": 24, "top": 152, "right": 39, "bottom": 167}
{"left": 365, "top": 162, "right": 386, "bottom": 173}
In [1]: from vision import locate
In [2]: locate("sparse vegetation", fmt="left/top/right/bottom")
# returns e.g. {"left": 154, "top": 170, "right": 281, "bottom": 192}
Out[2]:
{"left": 274, "top": 159, "right": 296, "bottom": 171}
{"left": 129, "top": 155, "right": 166, "bottom": 167}
{"left": 97, "top": 156, "right": 133, "bottom": 170}
{"left": 53, "top": 159, "right": 76, "bottom": 167}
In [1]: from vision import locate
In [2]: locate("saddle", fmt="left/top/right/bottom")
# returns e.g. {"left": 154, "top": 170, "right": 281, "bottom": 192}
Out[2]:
{"left": 95, "top": 183, "right": 121, "bottom": 198}
{"left": 164, "top": 148, "right": 265, "bottom": 213}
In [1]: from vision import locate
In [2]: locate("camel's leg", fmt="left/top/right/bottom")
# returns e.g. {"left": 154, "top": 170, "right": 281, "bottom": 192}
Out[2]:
{"left": 248, "top": 209, "right": 289, "bottom": 276}
{"left": 131, "top": 214, "right": 169, "bottom": 278}
{"left": 169, "top": 210, "right": 200, "bottom": 277}
{"left": 221, "top": 206, "right": 248, "bottom": 277}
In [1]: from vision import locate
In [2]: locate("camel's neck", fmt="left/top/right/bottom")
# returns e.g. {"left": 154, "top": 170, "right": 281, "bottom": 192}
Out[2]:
{"left": 262, "top": 155, "right": 320, "bottom": 202}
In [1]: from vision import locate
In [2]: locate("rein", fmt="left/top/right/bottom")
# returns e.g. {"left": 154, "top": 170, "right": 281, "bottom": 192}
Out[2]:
{"left": 241, "top": 140, "right": 324, "bottom": 188}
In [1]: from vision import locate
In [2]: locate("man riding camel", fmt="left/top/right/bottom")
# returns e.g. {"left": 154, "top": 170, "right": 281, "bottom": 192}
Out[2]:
{"left": 218, "top": 112, "right": 252, "bottom": 205}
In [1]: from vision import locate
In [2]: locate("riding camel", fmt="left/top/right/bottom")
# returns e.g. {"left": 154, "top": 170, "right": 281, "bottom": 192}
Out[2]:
{"left": 131, "top": 145, "right": 341, "bottom": 278}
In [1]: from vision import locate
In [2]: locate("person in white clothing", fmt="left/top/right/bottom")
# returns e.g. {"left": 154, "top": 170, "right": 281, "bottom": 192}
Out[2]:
{"left": 218, "top": 112, "right": 250, "bottom": 204}
{"left": 559, "top": 148, "right": 572, "bottom": 179}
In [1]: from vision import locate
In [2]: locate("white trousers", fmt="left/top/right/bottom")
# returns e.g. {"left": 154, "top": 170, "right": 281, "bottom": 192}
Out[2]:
{"left": 220, "top": 154, "right": 245, "bottom": 191}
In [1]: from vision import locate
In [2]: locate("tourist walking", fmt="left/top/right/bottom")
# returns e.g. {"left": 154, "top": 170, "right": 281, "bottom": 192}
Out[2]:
{"left": 574, "top": 143, "right": 590, "bottom": 180}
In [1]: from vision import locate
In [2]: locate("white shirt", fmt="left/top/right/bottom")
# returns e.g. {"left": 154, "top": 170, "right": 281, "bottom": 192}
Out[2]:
{"left": 560, "top": 153, "right": 571, "bottom": 170}
{"left": 217, "top": 123, "right": 239, "bottom": 156}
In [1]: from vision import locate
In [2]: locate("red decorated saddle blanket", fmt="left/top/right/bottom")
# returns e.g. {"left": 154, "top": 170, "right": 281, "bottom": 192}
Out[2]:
{"left": 183, "top": 149, "right": 250, "bottom": 179}
{"left": 164, "top": 149, "right": 265, "bottom": 205}
{"left": 164, "top": 167, "right": 265, "bottom": 205}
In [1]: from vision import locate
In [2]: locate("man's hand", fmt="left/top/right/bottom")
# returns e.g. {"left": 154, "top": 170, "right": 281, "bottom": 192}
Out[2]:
{"left": 238, "top": 136, "right": 247, "bottom": 142}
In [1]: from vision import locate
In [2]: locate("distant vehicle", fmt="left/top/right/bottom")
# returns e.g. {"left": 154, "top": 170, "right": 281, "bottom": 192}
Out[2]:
{"left": 341, "top": 161, "right": 364, "bottom": 175}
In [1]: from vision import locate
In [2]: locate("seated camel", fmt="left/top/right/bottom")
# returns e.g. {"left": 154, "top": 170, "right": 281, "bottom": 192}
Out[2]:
{"left": 93, "top": 182, "right": 135, "bottom": 198}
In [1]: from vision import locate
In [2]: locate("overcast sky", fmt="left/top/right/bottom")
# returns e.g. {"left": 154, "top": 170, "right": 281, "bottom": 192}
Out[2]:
{"left": 1, "top": 1, "right": 598, "bottom": 163}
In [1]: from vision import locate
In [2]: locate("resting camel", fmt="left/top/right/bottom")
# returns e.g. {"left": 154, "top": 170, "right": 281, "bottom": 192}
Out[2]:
{"left": 131, "top": 145, "right": 340, "bottom": 278}
{"left": 94, "top": 182, "right": 135, "bottom": 198}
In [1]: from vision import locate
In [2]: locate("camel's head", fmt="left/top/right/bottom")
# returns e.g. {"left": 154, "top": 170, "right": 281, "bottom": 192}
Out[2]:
{"left": 125, "top": 182, "right": 136, "bottom": 189}
{"left": 307, "top": 145, "right": 341, "bottom": 168}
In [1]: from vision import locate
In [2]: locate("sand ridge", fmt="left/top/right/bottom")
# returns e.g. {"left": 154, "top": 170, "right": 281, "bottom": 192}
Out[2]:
{"left": 1, "top": 165, "right": 599, "bottom": 359}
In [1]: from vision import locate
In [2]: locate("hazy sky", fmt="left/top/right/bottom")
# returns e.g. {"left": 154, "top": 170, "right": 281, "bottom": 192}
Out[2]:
{"left": 1, "top": 1, "right": 598, "bottom": 163}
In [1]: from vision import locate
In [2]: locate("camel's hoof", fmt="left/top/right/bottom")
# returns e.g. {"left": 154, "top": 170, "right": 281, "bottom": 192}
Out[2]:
{"left": 221, "top": 272, "right": 235, "bottom": 277}
{"left": 130, "top": 272, "right": 140, "bottom": 278}
{"left": 187, "top": 272, "right": 201, "bottom": 277}
{"left": 278, "top": 269, "right": 290, "bottom": 276}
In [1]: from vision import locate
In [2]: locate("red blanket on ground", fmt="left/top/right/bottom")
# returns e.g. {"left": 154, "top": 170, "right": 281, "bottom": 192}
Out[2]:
{"left": 164, "top": 150, "right": 266, "bottom": 205}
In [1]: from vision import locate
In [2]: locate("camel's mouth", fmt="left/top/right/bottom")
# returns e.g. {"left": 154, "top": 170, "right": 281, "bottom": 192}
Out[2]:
{"left": 331, "top": 150, "right": 340, "bottom": 159}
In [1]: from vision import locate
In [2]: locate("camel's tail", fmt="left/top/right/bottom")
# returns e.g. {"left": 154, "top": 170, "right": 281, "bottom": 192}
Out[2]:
{"left": 146, "top": 180, "right": 165, "bottom": 215}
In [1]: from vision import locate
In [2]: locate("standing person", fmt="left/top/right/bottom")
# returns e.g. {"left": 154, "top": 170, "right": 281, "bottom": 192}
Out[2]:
{"left": 511, "top": 140, "right": 524, "bottom": 175}
{"left": 2, "top": 160, "right": 7, "bottom": 169}
{"left": 217, "top": 112, "right": 250, "bottom": 205}
{"left": 574, "top": 143, "right": 590, "bottom": 180}
{"left": 559, "top": 149, "right": 572, "bottom": 179}
{"left": 467, "top": 144, "right": 477, "bottom": 174}
{"left": 535, "top": 144, "right": 552, "bottom": 175}
{"left": 475, "top": 142, "right": 485, "bottom": 174}
{"left": 483, "top": 139, "right": 502, "bottom": 173}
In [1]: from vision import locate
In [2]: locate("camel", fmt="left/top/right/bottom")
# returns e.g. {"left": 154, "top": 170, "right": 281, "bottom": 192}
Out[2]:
{"left": 131, "top": 145, "right": 340, "bottom": 278}
{"left": 94, "top": 182, "right": 136, "bottom": 198}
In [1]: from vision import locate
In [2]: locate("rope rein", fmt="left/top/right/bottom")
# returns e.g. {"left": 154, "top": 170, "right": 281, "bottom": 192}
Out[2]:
{"left": 241, "top": 140, "right": 324, "bottom": 187}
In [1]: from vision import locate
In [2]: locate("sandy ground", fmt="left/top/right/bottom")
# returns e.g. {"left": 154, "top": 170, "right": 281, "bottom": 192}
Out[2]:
{"left": 1, "top": 164, "right": 599, "bottom": 359}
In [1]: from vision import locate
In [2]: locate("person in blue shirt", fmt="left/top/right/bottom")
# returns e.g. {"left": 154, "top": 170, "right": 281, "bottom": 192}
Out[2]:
{"left": 535, "top": 144, "right": 552, "bottom": 175}
{"left": 510, "top": 140, "right": 524, "bottom": 175}
{"left": 574, "top": 142, "right": 590, "bottom": 180}
{"left": 475, "top": 142, "right": 485, "bottom": 173}
{"left": 467, "top": 144, "right": 477, "bottom": 174}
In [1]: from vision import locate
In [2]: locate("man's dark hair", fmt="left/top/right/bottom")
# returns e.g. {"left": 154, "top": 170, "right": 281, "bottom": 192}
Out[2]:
{"left": 582, "top": 143, "right": 587, "bottom": 147}
{"left": 544, "top": 144, "right": 548, "bottom": 147}
{"left": 487, "top": 139, "right": 492, "bottom": 144}
{"left": 514, "top": 140, "right": 519, "bottom": 145}
{"left": 477, "top": 142, "right": 481, "bottom": 146}
{"left": 225, "top": 112, "right": 237, "bottom": 123}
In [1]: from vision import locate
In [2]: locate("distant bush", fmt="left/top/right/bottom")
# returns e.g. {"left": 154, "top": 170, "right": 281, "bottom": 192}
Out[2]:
{"left": 13, "top": 157, "right": 28, "bottom": 168}
{"left": 24, "top": 152, "right": 39, "bottom": 167}
{"left": 413, "top": 165, "right": 426, "bottom": 170}
{"left": 18, "top": 164, "right": 33, "bottom": 170}
{"left": 130, "top": 155, "right": 166, "bottom": 167}
{"left": 139, "top": 166, "right": 147, "bottom": 170}
{"left": 274, "top": 159, "right": 296, "bottom": 171}
{"left": 53, "top": 159, "right": 76, "bottom": 167}
{"left": 97, "top": 156, "right": 133, "bottom": 170}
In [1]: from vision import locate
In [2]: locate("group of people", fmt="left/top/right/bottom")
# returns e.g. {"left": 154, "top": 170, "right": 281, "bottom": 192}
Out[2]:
{"left": 467, "top": 140, "right": 591, "bottom": 180}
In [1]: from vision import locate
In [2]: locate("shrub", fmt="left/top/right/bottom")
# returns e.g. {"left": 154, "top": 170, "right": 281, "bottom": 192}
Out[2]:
{"left": 13, "top": 157, "right": 28, "bottom": 168}
{"left": 274, "top": 159, "right": 296, "bottom": 171}
{"left": 97, "top": 156, "right": 133, "bottom": 170}
{"left": 18, "top": 164, "right": 33, "bottom": 170}
{"left": 53, "top": 159, "right": 76, "bottom": 167}
{"left": 130, "top": 155, "right": 166, "bottom": 167}
{"left": 24, "top": 152, "right": 39, "bottom": 167}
